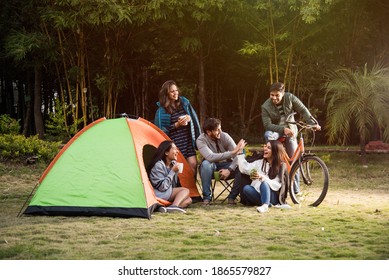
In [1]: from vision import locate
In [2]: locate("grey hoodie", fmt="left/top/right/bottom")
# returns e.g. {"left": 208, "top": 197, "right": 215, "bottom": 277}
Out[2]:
{"left": 196, "top": 132, "right": 238, "bottom": 171}
{"left": 149, "top": 160, "right": 178, "bottom": 200}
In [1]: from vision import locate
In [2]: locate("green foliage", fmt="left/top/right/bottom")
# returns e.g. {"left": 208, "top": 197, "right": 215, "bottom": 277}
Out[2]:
{"left": 4, "top": 31, "right": 44, "bottom": 61}
{"left": 324, "top": 63, "right": 389, "bottom": 145}
{"left": 4, "top": 29, "right": 56, "bottom": 64}
{"left": 181, "top": 37, "right": 201, "bottom": 52}
{"left": 0, "top": 115, "right": 20, "bottom": 135}
{"left": 289, "top": 0, "right": 336, "bottom": 24}
{"left": 45, "top": 97, "right": 84, "bottom": 139}
{"left": 319, "top": 153, "right": 331, "bottom": 165}
{"left": 45, "top": 98, "right": 70, "bottom": 140}
{"left": 1, "top": 0, "right": 388, "bottom": 142}
{"left": 243, "top": 146, "right": 253, "bottom": 157}
{"left": 44, "top": 0, "right": 135, "bottom": 28}
{"left": 0, "top": 134, "right": 61, "bottom": 163}
{"left": 239, "top": 41, "right": 271, "bottom": 56}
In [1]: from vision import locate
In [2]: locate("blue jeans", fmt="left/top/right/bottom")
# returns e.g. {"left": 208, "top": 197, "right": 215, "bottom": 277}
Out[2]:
{"left": 242, "top": 182, "right": 279, "bottom": 206}
{"left": 227, "top": 168, "right": 248, "bottom": 200}
{"left": 264, "top": 130, "right": 300, "bottom": 193}
{"left": 199, "top": 160, "right": 232, "bottom": 201}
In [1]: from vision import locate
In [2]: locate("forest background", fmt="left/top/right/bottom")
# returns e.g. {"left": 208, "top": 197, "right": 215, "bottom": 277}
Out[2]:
{"left": 1, "top": 0, "right": 389, "bottom": 148}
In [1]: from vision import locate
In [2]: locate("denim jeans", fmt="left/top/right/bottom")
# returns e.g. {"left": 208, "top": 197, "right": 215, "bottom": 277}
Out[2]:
{"left": 199, "top": 160, "right": 233, "bottom": 201}
{"left": 227, "top": 168, "right": 250, "bottom": 201}
{"left": 242, "top": 182, "right": 279, "bottom": 206}
{"left": 264, "top": 130, "right": 300, "bottom": 193}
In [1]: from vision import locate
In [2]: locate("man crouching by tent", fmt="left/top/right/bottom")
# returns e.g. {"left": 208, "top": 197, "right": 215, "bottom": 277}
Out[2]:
{"left": 146, "top": 140, "right": 192, "bottom": 213}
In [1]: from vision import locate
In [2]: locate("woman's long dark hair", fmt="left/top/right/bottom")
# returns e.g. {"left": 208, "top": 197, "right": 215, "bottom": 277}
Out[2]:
{"left": 261, "top": 140, "right": 285, "bottom": 179}
{"left": 146, "top": 140, "right": 174, "bottom": 175}
{"left": 158, "top": 80, "right": 182, "bottom": 114}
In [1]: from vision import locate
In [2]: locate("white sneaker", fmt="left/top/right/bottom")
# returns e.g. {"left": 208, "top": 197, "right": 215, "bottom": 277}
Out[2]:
{"left": 166, "top": 205, "right": 186, "bottom": 213}
{"left": 256, "top": 205, "right": 269, "bottom": 213}
{"left": 273, "top": 204, "right": 292, "bottom": 210}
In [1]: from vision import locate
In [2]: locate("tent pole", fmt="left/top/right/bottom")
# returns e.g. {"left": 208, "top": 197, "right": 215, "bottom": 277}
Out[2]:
{"left": 17, "top": 182, "right": 39, "bottom": 218}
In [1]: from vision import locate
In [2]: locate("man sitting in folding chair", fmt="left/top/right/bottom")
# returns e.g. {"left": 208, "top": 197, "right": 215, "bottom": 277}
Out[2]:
{"left": 196, "top": 117, "right": 246, "bottom": 206}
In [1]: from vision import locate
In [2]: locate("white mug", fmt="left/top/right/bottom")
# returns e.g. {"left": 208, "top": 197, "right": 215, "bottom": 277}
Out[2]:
{"left": 177, "top": 162, "right": 184, "bottom": 173}
{"left": 179, "top": 115, "right": 188, "bottom": 125}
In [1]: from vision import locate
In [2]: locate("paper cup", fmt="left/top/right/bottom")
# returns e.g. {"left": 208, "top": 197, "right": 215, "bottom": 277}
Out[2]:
{"left": 213, "top": 171, "right": 220, "bottom": 181}
{"left": 250, "top": 169, "right": 258, "bottom": 180}
{"left": 177, "top": 162, "right": 184, "bottom": 173}
{"left": 179, "top": 115, "right": 188, "bottom": 125}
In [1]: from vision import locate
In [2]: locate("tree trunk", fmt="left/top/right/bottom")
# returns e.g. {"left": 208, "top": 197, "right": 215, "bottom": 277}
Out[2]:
{"left": 87, "top": 58, "right": 94, "bottom": 122}
{"left": 268, "top": 0, "right": 278, "bottom": 82}
{"left": 3, "top": 78, "right": 14, "bottom": 115}
{"left": 141, "top": 66, "right": 149, "bottom": 118}
{"left": 197, "top": 49, "right": 207, "bottom": 126}
{"left": 79, "top": 30, "right": 87, "bottom": 127}
{"left": 23, "top": 73, "right": 34, "bottom": 136}
{"left": 237, "top": 87, "right": 261, "bottom": 138}
{"left": 359, "top": 130, "right": 367, "bottom": 166}
{"left": 22, "top": 100, "right": 32, "bottom": 136}
{"left": 33, "top": 63, "right": 44, "bottom": 139}
{"left": 17, "top": 79, "right": 25, "bottom": 132}
{"left": 130, "top": 71, "right": 138, "bottom": 116}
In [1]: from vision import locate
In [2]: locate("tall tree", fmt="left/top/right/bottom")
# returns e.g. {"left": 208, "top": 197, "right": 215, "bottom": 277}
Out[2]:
{"left": 4, "top": 30, "right": 53, "bottom": 139}
{"left": 43, "top": 0, "right": 137, "bottom": 128}
{"left": 239, "top": 0, "right": 334, "bottom": 87}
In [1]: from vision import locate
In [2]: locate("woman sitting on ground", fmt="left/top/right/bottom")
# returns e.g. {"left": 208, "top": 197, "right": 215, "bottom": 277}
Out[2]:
{"left": 237, "top": 140, "right": 289, "bottom": 213}
{"left": 146, "top": 140, "right": 192, "bottom": 213}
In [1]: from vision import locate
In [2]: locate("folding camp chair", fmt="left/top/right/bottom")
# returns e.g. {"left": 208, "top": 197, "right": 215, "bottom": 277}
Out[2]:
{"left": 211, "top": 173, "right": 235, "bottom": 203}
{"left": 197, "top": 162, "right": 238, "bottom": 203}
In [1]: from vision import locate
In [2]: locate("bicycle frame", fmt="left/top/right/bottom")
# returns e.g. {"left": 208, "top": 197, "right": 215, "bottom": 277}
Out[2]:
{"left": 280, "top": 112, "right": 319, "bottom": 171}
{"left": 281, "top": 135, "right": 305, "bottom": 173}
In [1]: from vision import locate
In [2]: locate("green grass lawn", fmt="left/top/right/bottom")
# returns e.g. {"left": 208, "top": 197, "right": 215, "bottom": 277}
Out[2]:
{"left": 0, "top": 152, "right": 388, "bottom": 260}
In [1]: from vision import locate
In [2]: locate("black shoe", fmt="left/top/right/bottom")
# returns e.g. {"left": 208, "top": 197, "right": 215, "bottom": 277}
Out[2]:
{"left": 227, "top": 198, "right": 237, "bottom": 205}
{"left": 202, "top": 200, "right": 211, "bottom": 206}
{"left": 156, "top": 206, "right": 167, "bottom": 213}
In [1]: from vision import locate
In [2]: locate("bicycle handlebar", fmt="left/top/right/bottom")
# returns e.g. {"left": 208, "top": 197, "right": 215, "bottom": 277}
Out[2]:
{"left": 285, "top": 112, "right": 319, "bottom": 131}
{"left": 285, "top": 113, "right": 319, "bottom": 147}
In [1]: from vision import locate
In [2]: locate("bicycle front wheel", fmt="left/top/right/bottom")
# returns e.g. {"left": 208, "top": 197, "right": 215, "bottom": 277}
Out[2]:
{"left": 289, "top": 155, "right": 329, "bottom": 207}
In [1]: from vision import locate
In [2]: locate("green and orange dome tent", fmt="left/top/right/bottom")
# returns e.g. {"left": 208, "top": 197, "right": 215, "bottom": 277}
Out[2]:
{"left": 23, "top": 116, "right": 200, "bottom": 219}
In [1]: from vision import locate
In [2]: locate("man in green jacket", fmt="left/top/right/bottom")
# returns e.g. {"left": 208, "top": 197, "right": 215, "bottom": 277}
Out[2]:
{"left": 261, "top": 82, "right": 321, "bottom": 192}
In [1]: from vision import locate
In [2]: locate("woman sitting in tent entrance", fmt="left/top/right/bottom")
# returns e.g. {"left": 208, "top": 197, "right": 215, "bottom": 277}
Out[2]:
{"left": 146, "top": 140, "right": 192, "bottom": 213}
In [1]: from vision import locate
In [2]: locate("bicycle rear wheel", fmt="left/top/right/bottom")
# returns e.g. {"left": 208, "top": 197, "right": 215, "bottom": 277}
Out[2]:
{"left": 289, "top": 155, "right": 329, "bottom": 207}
